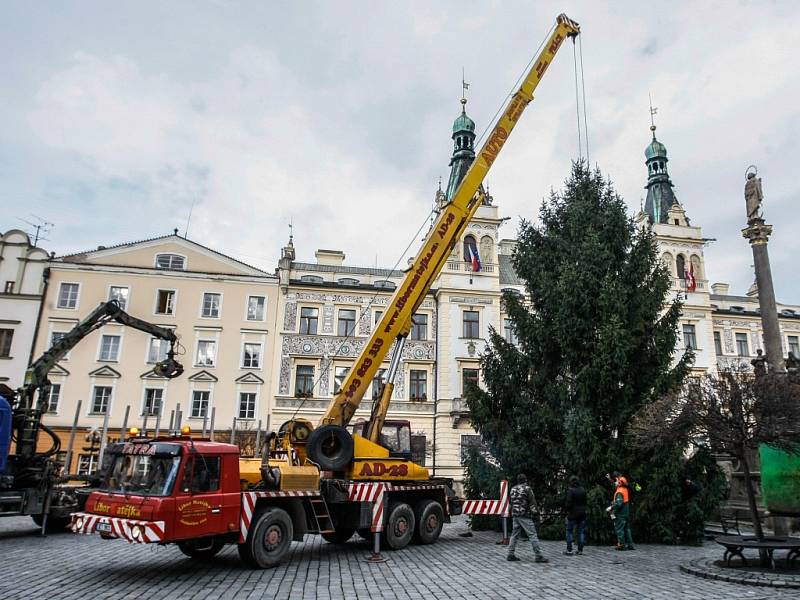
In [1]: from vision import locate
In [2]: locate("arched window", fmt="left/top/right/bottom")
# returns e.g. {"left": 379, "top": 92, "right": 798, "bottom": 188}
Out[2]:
{"left": 660, "top": 252, "right": 674, "bottom": 276}
{"left": 463, "top": 235, "right": 477, "bottom": 262}
{"left": 480, "top": 236, "right": 493, "bottom": 264}
{"left": 690, "top": 254, "right": 702, "bottom": 280}
{"left": 676, "top": 254, "right": 686, "bottom": 279}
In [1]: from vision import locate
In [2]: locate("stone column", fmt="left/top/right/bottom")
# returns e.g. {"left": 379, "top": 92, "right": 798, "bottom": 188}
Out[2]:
{"left": 742, "top": 171, "right": 785, "bottom": 373}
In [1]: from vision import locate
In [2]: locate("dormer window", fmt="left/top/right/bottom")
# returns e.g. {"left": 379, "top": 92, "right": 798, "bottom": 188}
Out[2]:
{"left": 155, "top": 254, "right": 185, "bottom": 270}
{"left": 300, "top": 275, "right": 324, "bottom": 284}
{"left": 338, "top": 278, "right": 360, "bottom": 286}
{"left": 374, "top": 280, "right": 396, "bottom": 290}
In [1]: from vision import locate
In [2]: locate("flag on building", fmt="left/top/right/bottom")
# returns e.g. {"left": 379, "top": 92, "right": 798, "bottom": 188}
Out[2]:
{"left": 468, "top": 244, "right": 481, "bottom": 273}
{"left": 686, "top": 263, "right": 697, "bottom": 292}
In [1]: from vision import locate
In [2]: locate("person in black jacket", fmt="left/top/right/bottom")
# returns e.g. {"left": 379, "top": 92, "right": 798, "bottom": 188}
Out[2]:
{"left": 564, "top": 476, "right": 587, "bottom": 555}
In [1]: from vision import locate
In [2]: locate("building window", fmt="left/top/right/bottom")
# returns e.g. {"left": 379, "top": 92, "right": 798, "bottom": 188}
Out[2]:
{"left": 463, "top": 235, "right": 478, "bottom": 262}
{"left": 463, "top": 310, "right": 479, "bottom": 338}
{"left": 57, "top": 282, "right": 79, "bottom": 309}
{"left": 299, "top": 307, "right": 319, "bottom": 334}
{"left": 338, "top": 309, "right": 357, "bottom": 336}
{"left": 45, "top": 384, "right": 61, "bottom": 413}
{"left": 201, "top": 293, "right": 221, "bottom": 318}
{"left": 247, "top": 296, "right": 266, "bottom": 321}
{"left": 676, "top": 254, "right": 686, "bottom": 279}
{"left": 504, "top": 319, "right": 518, "bottom": 344}
{"left": 334, "top": 366, "right": 350, "bottom": 394}
{"left": 242, "top": 343, "right": 262, "bottom": 368}
{"left": 0, "top": 329, "right": 13, "bottom": 358}
{"left": 410, "top": 314, "right": 428, "bottom": 341}
{"left": 735, "top": 333, "right": 749, "bottom": 357}
{"left": 371, "top": 368, "right": 386, "bottom": 401}
{"left": 238, "top": 392, "right": 256, "bottom": 420}
{"left": 155, "top": 253, "right": 185, "bottom": 270}
{"left": 147, "top": 337, "right": 170, "bottom": 363}
{"left": 77, "top": 454, "right": 98, "bottom": 475}
{"left": 682, "top": 324, "right": 697, "bottom": 350}
{"left": 373, "top": 310, "right": 383, "bottom": 326}
{"left": 91, "top": 386, "right": 112, "bottom": 414}
{"left": 789, "top": 335, "right": 800, "bottom": 358}
{"left": 409, "top": 370, "right": 427, "bottom": 400}
{"left": 714, "top": 331, "right": 723, "bottom": 356}
{"left": 155, "top": 289, "right": 175, "bottom": 315}
{"left": 460, "top": 434, "right": 483, "bottom": 466}
{"left": 99, "top": 334, "right": 121, "bottom": 361}
{"left": 191, "top": 390, "right": 209, "bottom": 418}
{"left": 4, "top": 280, "right": 14, "bottom": 293}
{"left": 196, "top": 340, "right": 217, "bottom": 367}
{"left": 108, "top": 286, "right": 129, "bottom": 310}
{"left": 295, "top": 365, "right": 315, "bottom": 398}
{"left": 462, "top": 368, "right": 479, "bottom": 394}
{"left": 143, "top": 388, "right": 163, "bottom": 416}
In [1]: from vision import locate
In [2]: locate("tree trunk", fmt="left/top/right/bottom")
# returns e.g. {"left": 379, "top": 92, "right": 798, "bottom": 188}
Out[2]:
{"left": 740, "top": 450, "right": 769, "bottom": 566}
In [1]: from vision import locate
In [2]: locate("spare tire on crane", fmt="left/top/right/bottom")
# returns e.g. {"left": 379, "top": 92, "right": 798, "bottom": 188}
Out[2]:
{"left": 306, "top": 425, "right": 353, "bottom": 471}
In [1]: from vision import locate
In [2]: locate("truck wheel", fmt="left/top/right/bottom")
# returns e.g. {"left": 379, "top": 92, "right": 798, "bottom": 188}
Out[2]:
{"left": 178, "top": 537, "right": 226, "bottom": 559}
{"left": 238, "top": 506, "right": 293, "bottom": 569}
{"left": 306, "top": 425, "right": 353, "bottom": 471}
{"left": 31, "top": 514, "right": 71, "bottom": 532}
{"left": 384, "top": 502, "right": 415, "bottom": 550}
{"left": 413, "top": 500, "right": 444, "bottom": 544}
{"left": 320, "top": 528, "right": 355, "bottom": 544}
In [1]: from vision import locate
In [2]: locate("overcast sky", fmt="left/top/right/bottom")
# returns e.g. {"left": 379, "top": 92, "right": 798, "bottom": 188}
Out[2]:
{"left": 1, "top": 2, "right": 798, "bottom": 301}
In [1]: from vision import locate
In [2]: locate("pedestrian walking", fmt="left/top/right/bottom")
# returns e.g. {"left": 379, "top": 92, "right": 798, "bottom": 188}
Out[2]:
{"left": 563, "top": 476, "right": 586, "bottom": 555}
{"left": 607, "top": 475, "right": 634, "bottom": 550}
{"left": 506, "top": 474, "right": 548, "bottom": 563}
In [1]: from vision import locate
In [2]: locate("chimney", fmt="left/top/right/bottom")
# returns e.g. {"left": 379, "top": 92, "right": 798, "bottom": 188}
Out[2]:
{"left": 315, "top": 249, "right": 345, "bottom": 266}
{"left": 711, "top": 282, "right": 730, "bottom": 295}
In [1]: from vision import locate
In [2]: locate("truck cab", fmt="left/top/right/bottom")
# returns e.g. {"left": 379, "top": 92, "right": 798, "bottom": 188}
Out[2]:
{"left": 80, "top": 438, "right": 242, "bottom": 545}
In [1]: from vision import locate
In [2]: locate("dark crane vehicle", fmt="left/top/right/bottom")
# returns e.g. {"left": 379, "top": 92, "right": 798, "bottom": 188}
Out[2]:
{"left": 71, "top": 14, "right": 580, "bottom": 567}
{"left": 0, "top": 300, "right": 183, "bottom": 530}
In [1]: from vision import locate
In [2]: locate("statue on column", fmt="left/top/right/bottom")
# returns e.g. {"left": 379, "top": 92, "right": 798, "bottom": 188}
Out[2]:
{"left": 744, "top": 167, "right": 763, "bottom": 223}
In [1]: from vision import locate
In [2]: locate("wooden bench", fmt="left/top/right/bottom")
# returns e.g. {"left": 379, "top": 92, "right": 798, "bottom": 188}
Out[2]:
{"left": 715, "top": 534, "right": 800, "bottom": 569}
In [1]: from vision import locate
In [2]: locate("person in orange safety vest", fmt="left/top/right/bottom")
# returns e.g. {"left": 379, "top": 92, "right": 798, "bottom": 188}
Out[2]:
{"left": 606, "top": 475, "right": 634, "bottom": 550}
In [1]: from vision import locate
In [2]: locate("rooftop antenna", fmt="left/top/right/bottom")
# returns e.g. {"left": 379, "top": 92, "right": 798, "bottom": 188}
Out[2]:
{"left": 18, "top": 215, "right": 54, "bottom": 246}
{"left": 184, "top": 197, "right": 197, "bottom": 239}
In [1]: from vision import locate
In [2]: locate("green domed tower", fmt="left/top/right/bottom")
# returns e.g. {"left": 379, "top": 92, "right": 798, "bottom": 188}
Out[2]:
{"left": 643, "top": 125, "right": 677, "bottom": 224}
{"left": 445, "top": 97, "right": 476, "bottom": 201}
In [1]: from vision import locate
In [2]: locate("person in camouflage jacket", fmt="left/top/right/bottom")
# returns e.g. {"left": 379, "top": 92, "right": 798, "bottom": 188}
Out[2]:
{"left": 507, "top": 474, "right": 548, "bottom": 563}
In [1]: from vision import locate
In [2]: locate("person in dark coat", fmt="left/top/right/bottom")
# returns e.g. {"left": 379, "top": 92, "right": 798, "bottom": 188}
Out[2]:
{"left": 564, "top": 476, "right": 587, "bottom": 555}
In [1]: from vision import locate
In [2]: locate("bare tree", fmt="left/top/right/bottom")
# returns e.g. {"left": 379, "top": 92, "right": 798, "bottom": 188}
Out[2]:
{"left": 631, "top": 367, "right": 800, "bottom": 542}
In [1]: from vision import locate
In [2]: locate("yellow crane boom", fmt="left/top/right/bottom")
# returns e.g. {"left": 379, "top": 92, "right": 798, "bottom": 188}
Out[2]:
{"left": 319, "top": 14, "right": 580, "bottom": 436}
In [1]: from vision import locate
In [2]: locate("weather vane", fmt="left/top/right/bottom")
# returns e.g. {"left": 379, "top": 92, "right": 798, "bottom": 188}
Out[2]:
{"left": 461, "top": 67, "right": 469, "bottom": 107}
{"left": 649, "top": 93, "right": 658, "bottom": 131}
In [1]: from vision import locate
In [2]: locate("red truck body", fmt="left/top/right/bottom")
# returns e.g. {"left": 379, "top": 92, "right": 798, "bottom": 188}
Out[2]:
{"left": 72, "top": 436, "right": 458, "bottom": 568}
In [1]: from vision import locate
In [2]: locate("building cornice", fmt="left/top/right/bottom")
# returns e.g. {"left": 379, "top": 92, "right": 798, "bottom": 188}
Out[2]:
{"left": 48, "top": 262, "right": 278, "bottom": 284}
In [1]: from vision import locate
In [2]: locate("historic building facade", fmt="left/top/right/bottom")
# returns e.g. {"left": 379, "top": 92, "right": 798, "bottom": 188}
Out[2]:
{"left": 0, "top": 230, "right": 50, "bottom": 388}
{"left": 268, "top": 100, "right": 525, "bottom": 486}
{"left": 638, "top": 123, "right": 800, "bottom": 372}
{"left": 34, "top": 232, "right": 280, "bottom": 473}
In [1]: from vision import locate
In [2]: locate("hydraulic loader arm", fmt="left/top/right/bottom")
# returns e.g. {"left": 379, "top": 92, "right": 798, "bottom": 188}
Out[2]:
{"left": 320, "top": 14, "right": 580, "bottom": 430}
{"left": 21, "top": 300, "right": 183, "bottom": 407}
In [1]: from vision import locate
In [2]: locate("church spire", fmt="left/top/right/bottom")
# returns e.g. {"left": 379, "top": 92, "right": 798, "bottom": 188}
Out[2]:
{"left": 643, "top": 104, "right": 677, "bottom": 224}
{"left": 445, "top": 81, "right": 476, "bottom": 201}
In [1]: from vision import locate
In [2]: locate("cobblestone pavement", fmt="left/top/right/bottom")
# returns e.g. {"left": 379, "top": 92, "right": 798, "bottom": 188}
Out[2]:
{"left": 1, "top": 516, "right": 795, "bottom": 599}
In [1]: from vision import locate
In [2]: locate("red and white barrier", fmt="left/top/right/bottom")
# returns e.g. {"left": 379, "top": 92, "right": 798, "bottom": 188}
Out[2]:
{"left": 462, "top": 479, "right": 509, "bottom": 517}
{"left": 70, "top": 512, "right": 165, "bottom": 543}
